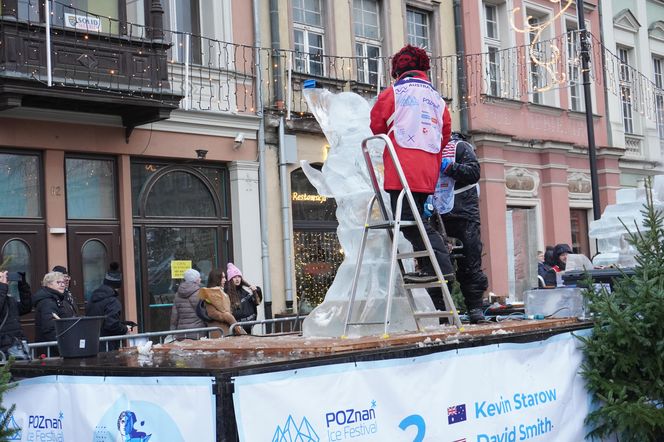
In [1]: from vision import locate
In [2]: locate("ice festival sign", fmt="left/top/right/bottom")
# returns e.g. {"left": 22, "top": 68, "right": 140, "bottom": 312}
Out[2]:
{"left": 233, "top": 331, "right": 590, "bottom": 441}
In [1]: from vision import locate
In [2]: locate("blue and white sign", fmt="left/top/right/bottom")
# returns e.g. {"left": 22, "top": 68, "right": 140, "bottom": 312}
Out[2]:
{"left": 233, "top": 331, "right": 590, "bottom": 441}
{"left": 4, "top": 375, "right": 215, "bottom": 441}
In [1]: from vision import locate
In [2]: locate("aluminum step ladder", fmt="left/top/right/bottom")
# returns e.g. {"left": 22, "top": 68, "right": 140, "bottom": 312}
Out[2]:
{"left": 342, "top": 134, "right": 462, "bottom": 338}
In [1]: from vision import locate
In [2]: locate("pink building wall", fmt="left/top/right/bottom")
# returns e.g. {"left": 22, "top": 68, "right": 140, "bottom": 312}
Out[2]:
{"left": 461, "top": 0, "right": 619, "bottom": 297}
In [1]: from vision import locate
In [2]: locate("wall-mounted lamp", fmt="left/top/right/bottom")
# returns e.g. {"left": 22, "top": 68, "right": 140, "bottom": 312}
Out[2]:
{"left": 233, "top": 132, "right": 245, "bottom": 150}
{"left": 195, "top": 149, "right": 208, "bottom": 160}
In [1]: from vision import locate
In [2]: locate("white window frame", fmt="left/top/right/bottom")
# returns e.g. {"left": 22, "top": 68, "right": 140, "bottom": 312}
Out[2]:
{"left": 565, "top": 20, "right": 583, "bottom": 112}
{"left": 523, "top": 3, "right": 557, "bottom": 106}
{"left": 619, "top": 47, "right": 634, "bottom": 134}
{"left": 481, "top": 1, "right": 516, "bottom": 99}
{"left": 406, "top": 6, "right": 430, "bottom": 51}
{"left": 293, "top": 0, "right": 326, "bottom": 76}
{"left": 353, "top": 0, "right": 381, "bottom": 85}
{"left": 654, "top": 56, "right": 664, "bottom": 141}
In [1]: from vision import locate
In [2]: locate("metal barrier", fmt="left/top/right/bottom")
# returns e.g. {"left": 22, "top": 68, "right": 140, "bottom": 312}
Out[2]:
{"left": 26, "top": 326, "right": 224, "bottom": 359}
{"left": 227, "top": 316, "right": 305, "bottom": 336}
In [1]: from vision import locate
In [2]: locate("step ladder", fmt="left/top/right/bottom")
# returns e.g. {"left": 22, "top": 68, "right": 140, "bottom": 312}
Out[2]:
{"left": 342, "top": 134, "right": 462, "bottom": 338}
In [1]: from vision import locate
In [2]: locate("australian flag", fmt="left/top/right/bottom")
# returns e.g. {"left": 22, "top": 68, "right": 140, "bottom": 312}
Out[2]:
{"left": 447, "top": 404, "right": 467, "bottom": 425}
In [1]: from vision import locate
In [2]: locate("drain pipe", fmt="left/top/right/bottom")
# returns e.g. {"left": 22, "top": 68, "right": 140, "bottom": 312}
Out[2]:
{"left": 270, "top": 0, "right": 283, "bottom": 105}
{"left": 253, "top": 0, "right": 273, "bottom": 319}
{"left": 278, "top": 118, "right": 294, "bottom": 310}
{"left": 453, "top": 0, "right": 469, "bottom": 135}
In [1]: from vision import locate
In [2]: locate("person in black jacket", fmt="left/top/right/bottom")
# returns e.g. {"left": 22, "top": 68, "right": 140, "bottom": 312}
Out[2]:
{"left": 543, "top": 243, "right": 573, "bottom": 288}
{"left": 436, "top": 133, "right": 489, "bottom": 323}
{"left": 0, "top": 270, "right": 31, "bottom": 358}
{"left": 86, "top": 262, "right": 130, "bottom": 351}
{"left": 33, "top": 271, "right": 77, "bottom": 344}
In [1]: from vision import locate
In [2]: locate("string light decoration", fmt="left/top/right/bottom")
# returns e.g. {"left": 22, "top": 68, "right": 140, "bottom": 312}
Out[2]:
{"left": 509, "top": 0, "right": 573, "bottom": 94}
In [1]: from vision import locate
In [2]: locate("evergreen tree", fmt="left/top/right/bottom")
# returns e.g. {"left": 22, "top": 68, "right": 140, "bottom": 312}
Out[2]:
{"left": 0, "top": 360, "right": 18, "bottom": 441}
{"left": 579, "top": 180, "right": 664, "bottom": 441}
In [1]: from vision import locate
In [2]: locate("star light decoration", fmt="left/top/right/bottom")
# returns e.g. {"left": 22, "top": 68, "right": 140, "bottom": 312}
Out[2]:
{"left": 510, "top": 0, "right": 574, "bottom": 93}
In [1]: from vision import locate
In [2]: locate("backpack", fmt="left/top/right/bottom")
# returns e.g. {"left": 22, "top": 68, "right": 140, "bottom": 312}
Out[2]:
{"left": 195, "top": 299, "right": 212, "bottom": 323}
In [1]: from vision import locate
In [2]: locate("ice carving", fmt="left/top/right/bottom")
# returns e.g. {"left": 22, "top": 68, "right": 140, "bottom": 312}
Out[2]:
{"left": 300, "top": 88, "right": 436, "bottom": 337}
{"left": 588, "top": 175, "right": 664, "bottom": 267}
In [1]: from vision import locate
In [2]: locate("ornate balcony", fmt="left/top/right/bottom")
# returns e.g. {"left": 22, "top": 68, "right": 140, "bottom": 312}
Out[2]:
{"left": 0, "top": 0, "right": 182, "bottom": 138}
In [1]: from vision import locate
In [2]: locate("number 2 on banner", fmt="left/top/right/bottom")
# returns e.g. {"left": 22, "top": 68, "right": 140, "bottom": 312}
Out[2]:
{"left": 399, "top": 414, "right": 426, "bottom": 442}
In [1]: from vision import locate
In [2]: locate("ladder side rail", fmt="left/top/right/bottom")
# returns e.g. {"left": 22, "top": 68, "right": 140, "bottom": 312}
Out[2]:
{"left": 361, "top": 135, "right": 393, "bottom": 222}
{"left": 343, "top": 194, "right": 380, "bottom": 336}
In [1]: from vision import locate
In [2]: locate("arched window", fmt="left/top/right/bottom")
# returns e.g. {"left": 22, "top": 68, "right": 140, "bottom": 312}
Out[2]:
{"left": 1, "top": 239, "right": 30, "bottom": 298}
{"left": 131, "top": 162, "right": 231, "bottom": 332}
{"left": 81, "top": 240, "right": 107, "bottom": 301}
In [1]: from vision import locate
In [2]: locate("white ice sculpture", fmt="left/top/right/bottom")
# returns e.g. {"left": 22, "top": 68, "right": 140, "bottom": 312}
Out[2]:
{"left": 589, "top": 174, "right": 664, "bottom": 267}
{"left": 300, "top": 88, "right": 437, "bottom": 337}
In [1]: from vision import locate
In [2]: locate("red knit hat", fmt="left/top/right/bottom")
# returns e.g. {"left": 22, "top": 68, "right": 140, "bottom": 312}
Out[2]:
{"left": 391, "top": 44, "right": 430, "bottom": 79}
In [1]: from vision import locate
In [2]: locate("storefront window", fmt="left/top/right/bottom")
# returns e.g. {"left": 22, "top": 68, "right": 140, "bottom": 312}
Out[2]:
{"left": 506, "top": 207, "right": 539, "bottom": 300}
{"left": 65, "top": 158, "right": 117, "bottom": 219}
{"left": 570, "top": 209, "right": 590, "bottom": 257}
{"left": 81, "top": 240, "right": 107, "bottom": 301}
{"left": 145, "top": 171, "right": 216, "bottom": 217}
{"left": 0, "top": 153, "right": 41, "bottom": 218}
{"left": 291, "top": 166, "right": 340, "bottom": 311}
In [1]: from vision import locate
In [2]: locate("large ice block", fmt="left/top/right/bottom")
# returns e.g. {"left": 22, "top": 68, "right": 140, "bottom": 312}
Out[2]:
{"left": 524, "top": 288, "right": 586, "bottom": 319}
{"left": 300, "top": 89, "right": 437, "bottom": 337}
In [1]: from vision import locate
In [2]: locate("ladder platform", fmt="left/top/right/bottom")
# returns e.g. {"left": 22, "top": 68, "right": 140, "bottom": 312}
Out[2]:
{"left": 396, "top": 250, "right": 430, "bottom": 259}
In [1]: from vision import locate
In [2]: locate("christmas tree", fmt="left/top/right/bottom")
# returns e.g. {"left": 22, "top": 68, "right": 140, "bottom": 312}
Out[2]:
{"left": 0, "top": 361, "right": 18, "bottom": 441}
{"left": 579, "top": 179, "right": 664, "bottom": 441}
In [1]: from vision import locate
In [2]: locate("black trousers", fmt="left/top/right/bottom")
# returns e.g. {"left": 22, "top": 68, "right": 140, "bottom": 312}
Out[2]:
{"left": 443, "top": 219, "right": 489, "bottom": 310}
{"left": 387, "top": 190, "right": 454, "bottom": 279}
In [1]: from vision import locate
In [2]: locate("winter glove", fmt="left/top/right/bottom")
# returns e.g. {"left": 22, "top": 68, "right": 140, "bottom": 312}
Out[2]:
{"left": 441, "top": 158, "right": 453, "bottom": 175}
{"left": 423, "top": 195, "right": 434, "bottom": 218}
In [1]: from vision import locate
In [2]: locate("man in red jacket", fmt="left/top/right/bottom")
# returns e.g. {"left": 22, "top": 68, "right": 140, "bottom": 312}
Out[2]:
{"left": 370, "top": 44, "right": 454, "bottom": 288}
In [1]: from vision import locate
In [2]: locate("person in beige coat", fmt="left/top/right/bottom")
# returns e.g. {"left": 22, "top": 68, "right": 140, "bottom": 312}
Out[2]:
{"left": 200, "top": 269, "right": 246, "bottom": 337}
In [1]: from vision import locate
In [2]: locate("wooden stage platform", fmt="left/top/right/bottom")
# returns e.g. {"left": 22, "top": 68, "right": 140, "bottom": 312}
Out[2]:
{"left": 10, "top": 318, "right": 591, "bottom": 441}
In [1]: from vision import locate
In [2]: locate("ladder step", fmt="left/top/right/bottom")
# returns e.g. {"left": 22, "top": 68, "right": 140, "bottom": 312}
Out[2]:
{"left": 414, "top": 311, "right": 456, "bottom": 319}
{"left": 397, "top": 250, "right": 430, "bottom": 259}
{"left": 404, "top": 282, "right": 444, "bottom": 289}
{"left": 367, "top": 220, "right": 418, "bottom": 229}
{"left": 346, "top": 321, "right": 386, "bottom": 326}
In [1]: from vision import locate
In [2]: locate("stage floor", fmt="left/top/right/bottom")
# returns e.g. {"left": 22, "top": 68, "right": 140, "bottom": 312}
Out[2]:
{"left": 12, "top": 318, "right": 586, "bottom": 377}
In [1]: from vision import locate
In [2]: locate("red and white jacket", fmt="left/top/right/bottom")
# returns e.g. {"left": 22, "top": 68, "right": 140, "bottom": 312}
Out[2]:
{"left": 370, "top": 70, "right": 451, "bottom": 193}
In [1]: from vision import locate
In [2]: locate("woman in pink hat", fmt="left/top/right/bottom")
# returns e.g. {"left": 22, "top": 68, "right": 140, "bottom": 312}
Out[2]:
{"left": 224, "top": 263, "right": 262, "bottom": 334}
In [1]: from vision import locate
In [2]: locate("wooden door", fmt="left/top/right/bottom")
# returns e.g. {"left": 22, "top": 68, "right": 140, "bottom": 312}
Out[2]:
{"left": 66, "top": 224, "right": 122, "bottom": 312}
{"left": 0, "top": 223, "right": 47, "bottom": 342}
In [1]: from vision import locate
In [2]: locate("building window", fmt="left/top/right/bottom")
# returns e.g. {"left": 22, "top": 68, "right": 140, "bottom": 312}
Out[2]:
{"left": 527, "top": 12, "right": 547, "bottom": 104}
{"left": 65, "top": 158, "right": 117, "bottom": 220}
{"left": 619, "top": 47, "right": 634, "bottom": 134}
{"left": 570, "top": 209, "right": 590, "bottom": 258}
{"left": 354, "top": 0, "right": 381, "bottom": 85}
{"left": 164, "top": 0, "right": 202, "bottom": 64}
{"left": 0, "top": 153, "right": 42, "bottom": 218}
{"left": 293, "top": 0, "right": 325, "bottom": 76}
{"left": 291, "top": 167, "right": 340, "bottom": 312}
{"left": 406, "top": 7, "right": 430, "bottom": 50}
{"left": 482, "top": 2, "right": 513, "bottom": 98}
{"left": 654, "top": 57, "right": 664, "bottom": 142}
{"left": 51, "top": 0, "right": 122, "bottom": 34}
{"left": 566, "top": 21, "right": 583, "bottom": 112}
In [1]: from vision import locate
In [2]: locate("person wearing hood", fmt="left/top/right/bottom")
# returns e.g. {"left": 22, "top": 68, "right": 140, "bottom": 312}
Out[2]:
{"left": 33, "top": 271, "right": 77, "bottom": 343}
{"left": 0, "top": 270, "right": 31, "bottom": 358}
{"left": 370, "top": 44, "right": 455, "bottom": 305}
{"left": 543, "top": 243, "right": 573, "bottom": 287}
{"left": 169, "top": 268, "right": 205, "bottom": 339}
{"left": 86, "top": 262, "right": 130, "bottom": 351}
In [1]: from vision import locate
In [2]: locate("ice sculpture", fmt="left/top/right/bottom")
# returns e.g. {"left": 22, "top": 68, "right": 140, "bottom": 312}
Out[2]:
{"left": 588, "top": 175, "right": 664, "bottom": 267}
{"left": 300, "top": 88, "right": 437, "bottom": 338}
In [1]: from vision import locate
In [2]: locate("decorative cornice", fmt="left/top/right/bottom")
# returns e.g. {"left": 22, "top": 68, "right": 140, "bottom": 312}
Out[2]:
{"left": 649, "top": 20, "right": 664, "bottom": 42}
